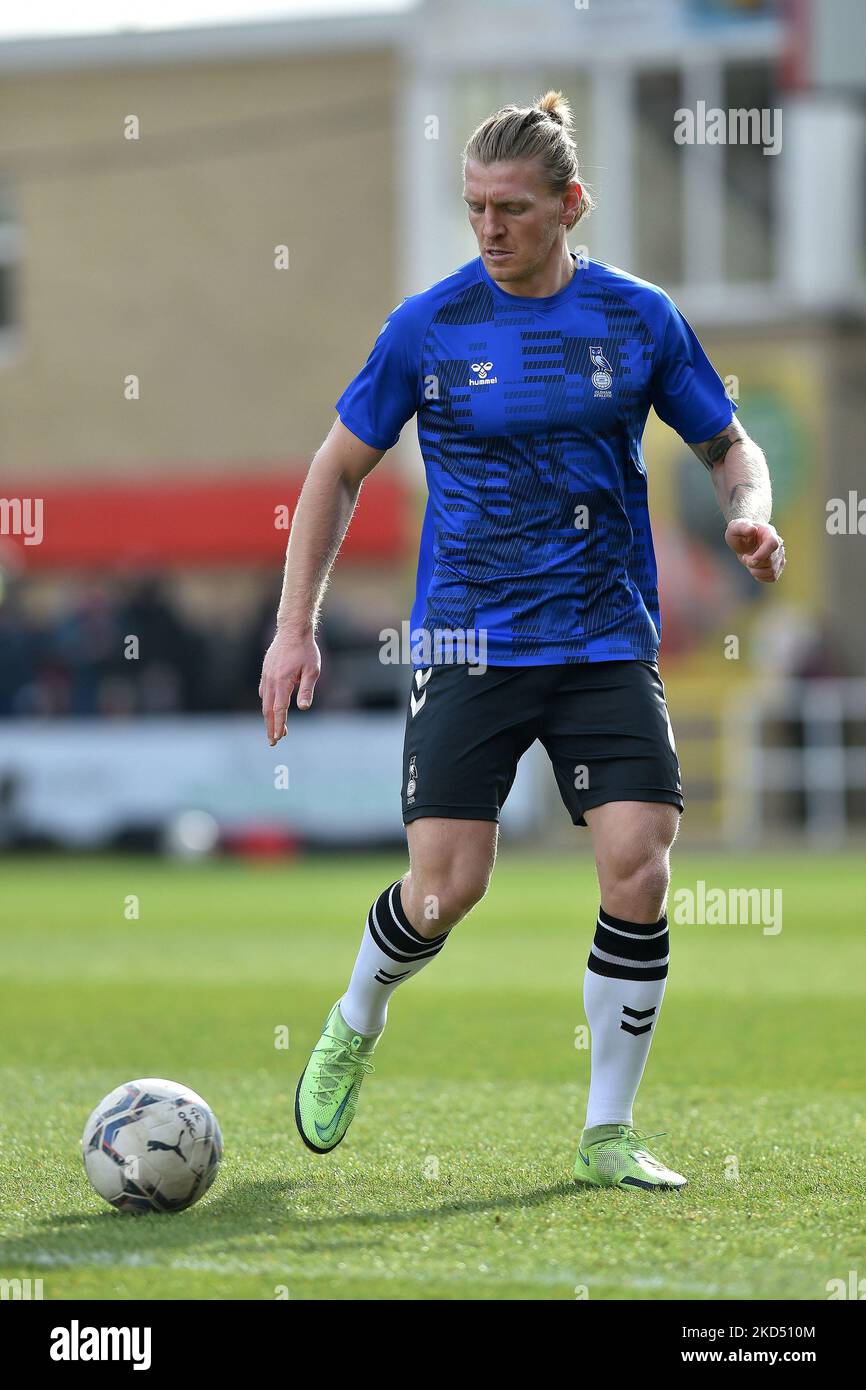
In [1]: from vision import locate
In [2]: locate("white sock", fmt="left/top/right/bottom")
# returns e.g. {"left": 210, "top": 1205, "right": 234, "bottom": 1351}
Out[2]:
{"left": 583, "top": 906, "right": 669, "bottom": 1131}
{"left": 340, "top": 879, "right": 449, "bottom": 1036}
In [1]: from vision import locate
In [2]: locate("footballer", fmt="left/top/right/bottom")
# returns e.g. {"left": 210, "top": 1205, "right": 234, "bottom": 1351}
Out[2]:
{"left": 259, "top": 91, "right": 785, "bottom": 1190}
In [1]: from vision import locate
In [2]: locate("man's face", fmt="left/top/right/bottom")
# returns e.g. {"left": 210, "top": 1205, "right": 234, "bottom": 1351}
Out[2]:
{"left": 463, "top": 157, "right": 576, "bottom": 285}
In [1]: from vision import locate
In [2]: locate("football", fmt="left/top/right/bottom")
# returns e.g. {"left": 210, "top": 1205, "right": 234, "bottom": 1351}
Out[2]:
{"left": 82, "top": 1078, "right": 222, "bottom": 1214}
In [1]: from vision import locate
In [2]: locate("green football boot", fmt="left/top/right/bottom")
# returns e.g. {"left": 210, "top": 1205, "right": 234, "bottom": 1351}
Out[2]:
{"left": 573, "top": 1124, "right": 688, "bottom": 1190}
{"left": 294, "top": 1001, "right": 380, "bottom": 1154}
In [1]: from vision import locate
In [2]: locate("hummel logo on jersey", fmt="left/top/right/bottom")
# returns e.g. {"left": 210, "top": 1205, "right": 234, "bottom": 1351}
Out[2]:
{"left": 469, "top": 360, "right": 497, "bottom": 386}
{"left": 589, "top": 345, "right": 613, "bottom": 397}
{"left": 410, "top": 668, "right": 432, "bottom": 717}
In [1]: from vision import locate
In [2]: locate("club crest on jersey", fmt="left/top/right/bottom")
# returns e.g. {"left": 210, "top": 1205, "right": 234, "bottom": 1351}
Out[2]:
{"left": 469, "top": 360, "right": 497, "bottom": 386}
{"left": 589, "top": 345, "right": 613, "bottom": 397}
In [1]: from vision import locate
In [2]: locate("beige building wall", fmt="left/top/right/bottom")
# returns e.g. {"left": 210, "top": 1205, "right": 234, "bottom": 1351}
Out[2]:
{"left": 0, "top": 48, "right": 398, "bottom": 477}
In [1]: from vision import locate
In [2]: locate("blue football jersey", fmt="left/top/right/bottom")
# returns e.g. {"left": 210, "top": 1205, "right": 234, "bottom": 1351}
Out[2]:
{"left": 335, "top": 255, "right": 735, "bottom": 666}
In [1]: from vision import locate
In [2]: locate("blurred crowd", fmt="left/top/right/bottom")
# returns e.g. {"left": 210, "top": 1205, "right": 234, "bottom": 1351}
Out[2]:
{"left": 0, "top": 563, "right": 841, "bottom": 722}
{"left": 0, "top": 575, "right": 404, "bottom": 718}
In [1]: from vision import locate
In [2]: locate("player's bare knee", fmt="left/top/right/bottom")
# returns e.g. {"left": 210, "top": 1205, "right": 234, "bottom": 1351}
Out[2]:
{"left": 598, "top": 844, "right": 670, "bottom": 916}
{"left": 405, "top": 866, "right": 489, "bottom": 933}
{"left": 451, "top": 869, "right": 491, "bottom": 922}
{"left": 595, "top": 809, "right": 677, "bottom": 885}
{"left": 425, "top": 871, "right": 489, "bottom": 930}
{"left": 629, "top": 854, "right": 670, "bottom": 909}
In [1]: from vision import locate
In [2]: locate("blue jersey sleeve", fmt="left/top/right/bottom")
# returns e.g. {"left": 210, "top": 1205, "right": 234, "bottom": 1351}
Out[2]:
{"left": 651, "top": 297, "right": 736, "bottom": 444}
{"left": 335, "top": 300, "right": 422, "bottom": 451}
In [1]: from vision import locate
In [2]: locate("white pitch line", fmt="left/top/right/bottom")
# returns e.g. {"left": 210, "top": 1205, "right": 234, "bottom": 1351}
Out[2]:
{"left": 11, "top": 1250, "right": 756, "bottom": 1296}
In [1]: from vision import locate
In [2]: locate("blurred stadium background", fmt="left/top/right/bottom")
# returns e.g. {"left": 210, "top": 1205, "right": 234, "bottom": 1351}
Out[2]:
{"left": 0, "top": 0, "right": 864, "bottom": 858}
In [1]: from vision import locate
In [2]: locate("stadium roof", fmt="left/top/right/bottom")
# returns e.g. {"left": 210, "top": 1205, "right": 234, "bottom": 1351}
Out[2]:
{"left": 0, "top": 8, "right": 413, "bottom": 72}
{"left": 0, "top": 0, "right": 785, "bottom": 74}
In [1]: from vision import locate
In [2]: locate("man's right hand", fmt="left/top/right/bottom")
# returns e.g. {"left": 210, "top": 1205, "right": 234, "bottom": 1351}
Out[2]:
{"left": 258, "top": 628, "right": 322, "bottom": 746}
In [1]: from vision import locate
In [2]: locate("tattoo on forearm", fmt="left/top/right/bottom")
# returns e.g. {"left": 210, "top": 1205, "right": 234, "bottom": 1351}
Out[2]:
{"left": 703, "top": 433, "right": 735, "bottom": 469}
{"left": 687, "top": 419, "right": 772, "bottom": 524}
{"left": 691, "top": 421, "right": 746, "bottom": 472}
{"left": 728, "top": 482, "right": 760, "bottom": 518}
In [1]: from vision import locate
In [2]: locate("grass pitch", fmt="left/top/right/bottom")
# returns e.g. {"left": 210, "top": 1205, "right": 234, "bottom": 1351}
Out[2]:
{"left": 0, "top": 850, "right": 864, "bottom": 1301}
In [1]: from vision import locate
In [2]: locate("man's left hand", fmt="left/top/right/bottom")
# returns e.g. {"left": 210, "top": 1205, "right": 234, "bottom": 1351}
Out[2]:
{"left": 724, "top": 519, "right": 786, "bottom": 583}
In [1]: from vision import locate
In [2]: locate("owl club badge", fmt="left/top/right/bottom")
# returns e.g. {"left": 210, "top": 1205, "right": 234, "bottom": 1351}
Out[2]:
{"left": 589, "top": 345, "right": 613, "bottom": 397}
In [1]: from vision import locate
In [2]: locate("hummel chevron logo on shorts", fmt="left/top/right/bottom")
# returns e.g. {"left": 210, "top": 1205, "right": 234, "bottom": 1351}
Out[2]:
{"left": 410, "top": 667, "right": 432, "bottom": 717}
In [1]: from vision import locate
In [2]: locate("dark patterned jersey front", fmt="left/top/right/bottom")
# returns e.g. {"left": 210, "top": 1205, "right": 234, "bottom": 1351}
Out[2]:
{"left": 335, "top": 255, "right": 735, "bottom": 666}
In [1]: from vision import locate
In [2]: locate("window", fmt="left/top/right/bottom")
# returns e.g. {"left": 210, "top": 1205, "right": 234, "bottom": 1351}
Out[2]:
{"left": 722, "top": 63, "right": 777, "bottom": 283}
{"left": 0, "top": 180, "right": 21, "bottom": 359}
{"left": 635, "top": 69, "right": 685, "bottom": 285}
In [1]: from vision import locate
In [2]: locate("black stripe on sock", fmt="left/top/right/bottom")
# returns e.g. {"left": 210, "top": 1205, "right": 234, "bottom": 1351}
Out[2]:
{"left": 587, "top": 954, "right": 669, "bottom": 982}
{"left": 386, "top": 881, "right": 449, "bottom": 946}
{"left": 594, "top": 922, "right": 670, "bottom": 963}
{"left": 587, "top": 907, "right": 669, "bottom": 981}
{"left": 367, "top": 883, "right": 448, "bottom": 964}
{"left": 368, "top": 911, "right": 442, "bottom": 964}
{"left": 599, "top": 907, "right": 668, "bottom": 935}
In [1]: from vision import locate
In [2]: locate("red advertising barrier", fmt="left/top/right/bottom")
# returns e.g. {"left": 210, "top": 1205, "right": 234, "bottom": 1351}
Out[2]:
{"left": 1, "top": 469, "right": 411, "bottom": 568}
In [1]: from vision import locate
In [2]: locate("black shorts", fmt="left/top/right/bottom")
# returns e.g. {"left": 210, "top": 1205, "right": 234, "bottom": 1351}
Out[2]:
{"left": 401, "top": 660, "right": 683, "bottom": 827}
